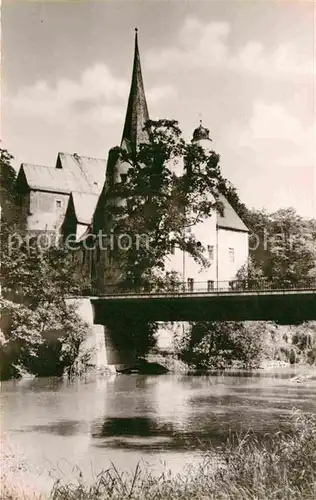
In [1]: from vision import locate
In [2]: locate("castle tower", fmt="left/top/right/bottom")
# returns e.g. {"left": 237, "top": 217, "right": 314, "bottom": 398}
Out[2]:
{"left": 191, "top": 120, "right": 213, "bottom": 153}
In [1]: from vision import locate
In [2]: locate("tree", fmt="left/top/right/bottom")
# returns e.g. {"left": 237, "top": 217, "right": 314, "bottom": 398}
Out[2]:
{"left": 175, "top": 321, "right": 270, "bottom": 370}
{"left": 245, "top": 208, "right": 316, "bottom": 284}
{"left": 0, "top": 298, "right": 88, "bottom": 378}
{"left": 235, "top": 257, "right": 267, "bottom": 290}
{"left": 0, "top": 150, "right": 92, "bottom": 379}
{"left": 0, "top": 242, "right": 91, "bottom": 379}
{"left": 1, "top": 241, "right": 91, "bottom": 307}
{"left": 0, "top": 149, "right": 17, "bottom": 220}
{"left": 103, "top": 119, "right": 228, "bottom": 289}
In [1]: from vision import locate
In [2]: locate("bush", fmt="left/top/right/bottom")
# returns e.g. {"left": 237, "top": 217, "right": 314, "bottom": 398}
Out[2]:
{"left": 175, "top": 321, "right": 270, "bottom": 370}
{"left": 0, "top": 299, "right": 89, "bottom": 380}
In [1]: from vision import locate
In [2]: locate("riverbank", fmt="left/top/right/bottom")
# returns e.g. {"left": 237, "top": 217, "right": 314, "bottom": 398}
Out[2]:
{"left": 144, "top": 352, "right": 315, "bottom": 376}
{"left": 1, "top": 410, "right": 315, "bottom": 500}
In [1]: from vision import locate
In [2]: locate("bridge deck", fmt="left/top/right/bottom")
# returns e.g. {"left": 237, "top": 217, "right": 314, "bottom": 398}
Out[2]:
{"left": 86, "top": 287, "right": 316, "bottom": 323}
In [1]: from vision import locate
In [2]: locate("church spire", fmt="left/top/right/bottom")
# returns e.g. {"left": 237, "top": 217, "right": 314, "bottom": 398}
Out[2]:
{"left": 121, "top": 28, "right": 149, "bottom": 151}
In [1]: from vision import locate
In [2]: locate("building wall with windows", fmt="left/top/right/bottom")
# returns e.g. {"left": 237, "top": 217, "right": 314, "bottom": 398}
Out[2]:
{"left": 26, "top": 190, "right": 69, "bottom": 233}
{"left": 164, "top": 215, "right": 218, "bottom": 289}
{"left": 163, "top": 123, "right": 249, "bottom": 290}
{"left": 165, "top": 220, "right": 249, "bottom": 290}
{"left": 217, "top": 228, "right": 249, "bottom": 284}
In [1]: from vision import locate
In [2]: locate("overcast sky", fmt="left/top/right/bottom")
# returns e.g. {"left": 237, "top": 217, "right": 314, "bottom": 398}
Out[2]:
{"left": 2, "top": 0, "right": 315, "bottom": 217}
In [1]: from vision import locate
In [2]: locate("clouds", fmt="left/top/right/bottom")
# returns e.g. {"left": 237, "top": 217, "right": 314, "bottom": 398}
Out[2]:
{"left": 3, "top": 7, "right": 314, "bottom": 218}
{"left": 7, "top": 62, "right": 176, "bottom": 125}
{"left": 222, "top": 101, "right": 315, "bottom": 217}
{"left": 236, "top": 101, "right": 315, "bottom": 167}
{"left": 3, "top": 62, "right": 176, "bottom": 166}
{"left": 146, "top": 17, "right": 313, "bottom": 80}
{"left": 7, "top": 64, "right": 127, "bottom": 125}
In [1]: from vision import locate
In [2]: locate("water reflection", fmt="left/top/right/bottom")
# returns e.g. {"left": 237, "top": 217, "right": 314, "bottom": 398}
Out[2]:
{"left": 1, "top": 368, "right": 316, "bottom": 477}
{"left": 19, "top": 420, "right": 90, "bottom": 437}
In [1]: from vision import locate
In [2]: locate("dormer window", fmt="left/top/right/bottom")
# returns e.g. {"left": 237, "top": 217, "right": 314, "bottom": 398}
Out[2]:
{"left": 120, "top": 173, "right": 127, "bottom": 184}
{"left": 56, "top": 200, "right": 62, "bottom": 209}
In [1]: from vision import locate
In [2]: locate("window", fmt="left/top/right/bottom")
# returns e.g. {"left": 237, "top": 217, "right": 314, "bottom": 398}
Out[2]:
{"left": 169, "top": 241, "right": 175, "bottom": 255}
{"left": 207, "top": 280, "right": 214, "bottom": 292}
{"left": 207, "top": 245, "right": 214, "bottom": 261}
{"left": 187, "top": 278, "right": 194, "bottom": 292}
{"left": 228, "top": 247, "right": 235, "bottom": 263}
{"left": 56, "top": 199, "right": 62, "bottom": 209}
{"left": 120, "top": 173, "right": 127, "bottom": 184}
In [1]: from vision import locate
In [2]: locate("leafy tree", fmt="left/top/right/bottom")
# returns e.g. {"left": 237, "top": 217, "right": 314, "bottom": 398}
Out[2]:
{"left": 175, "top": 321, "right": 270, "bottom": 370}
{"left": 0, "top": 150, "right": 92, "bottom": 379}
{"left": 1, "top": 241, "right": 91, "bottom": 307}
{"left": 0, "top": 242, "right": 91, "bottom": 379}
{"left": 0, "top": 149, "right": 17, "bottom": 220}
{"left": 235, "top": 257, "right": 267, "bottom": 290}
{"left": 245, "top": 208, "right": 316, "bottom": 284}
{"left": 0, "top": 298, "right": 88, "bottom": 378}
{"left": 102, "top": 119, "right": 228, "bottom": 289}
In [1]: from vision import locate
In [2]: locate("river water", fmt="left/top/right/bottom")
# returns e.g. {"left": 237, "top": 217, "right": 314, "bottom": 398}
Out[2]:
{"left": 1, "top": 367, "right": 316, "bottom": 491}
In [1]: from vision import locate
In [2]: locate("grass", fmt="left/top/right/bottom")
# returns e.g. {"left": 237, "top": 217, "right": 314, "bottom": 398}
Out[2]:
{"left": 1, "top": 410, "right": 316, "bottom": 500}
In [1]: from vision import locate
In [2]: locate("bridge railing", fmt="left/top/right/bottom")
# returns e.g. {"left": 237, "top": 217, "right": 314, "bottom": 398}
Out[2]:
{"left": 84, "top": 278, "right": 316, "bottom": 297}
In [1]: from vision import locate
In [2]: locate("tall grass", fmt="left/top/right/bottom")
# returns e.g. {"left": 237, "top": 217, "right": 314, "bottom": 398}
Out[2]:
{"left": 2, "top": 410, "right": 316, "bottom": 500}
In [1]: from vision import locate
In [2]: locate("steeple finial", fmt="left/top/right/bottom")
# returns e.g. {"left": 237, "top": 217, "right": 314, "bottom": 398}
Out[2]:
{"left": 121, "top": 29, "right": 149, "bottom": 151}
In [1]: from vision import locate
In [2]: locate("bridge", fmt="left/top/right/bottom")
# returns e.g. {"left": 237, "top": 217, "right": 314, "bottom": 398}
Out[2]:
{"left": 85, "top": 280, "right": 316, "bottom": 323}
{"left": 69, "top": 279, "right": 316, "bottom": 368}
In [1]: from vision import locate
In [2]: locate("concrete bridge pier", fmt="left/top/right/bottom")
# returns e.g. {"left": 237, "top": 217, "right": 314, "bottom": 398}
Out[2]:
{"left": 66, "top": 298, "right": 137, "bottom": 372}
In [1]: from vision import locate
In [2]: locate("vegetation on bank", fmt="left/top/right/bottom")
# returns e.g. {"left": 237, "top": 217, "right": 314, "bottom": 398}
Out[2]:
{"left": 0, "top": 149, "right": 93, "bottom": 380}
{"left": 171, "top": 320, "right": 316, "bottom": 372}
{"left": 1, "top": 410, "right": 315, "bottom": 500}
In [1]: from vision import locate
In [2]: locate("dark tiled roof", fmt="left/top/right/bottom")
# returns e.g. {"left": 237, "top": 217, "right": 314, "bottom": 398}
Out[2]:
{"left": 216, "top": 194, "right": 248, "bottom": 232}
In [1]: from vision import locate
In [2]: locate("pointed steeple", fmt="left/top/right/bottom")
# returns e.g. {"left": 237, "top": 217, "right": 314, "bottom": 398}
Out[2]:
{"left": 121, "top": 28, "right": 149, "bottom": 151}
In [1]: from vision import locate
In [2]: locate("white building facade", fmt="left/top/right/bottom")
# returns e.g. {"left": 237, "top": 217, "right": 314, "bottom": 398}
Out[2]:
{"left": 164, "top": 122, "right": 249, "bottom": 290}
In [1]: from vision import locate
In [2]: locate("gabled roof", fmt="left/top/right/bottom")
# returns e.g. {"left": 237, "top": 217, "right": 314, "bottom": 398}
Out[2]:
{"left": 56, "top": 153, "right": 106, "bottom": 195}
{"left": 18, "top": 153, "right": 107, "bottom": 196}
{"left": 216, "top": 194, "right": 248, "bottom": 232}
{"left": 121, "top": 29, "right": 149, "bottom": 151}
{"left": 71, "top": 191, "right": 100, "bottom": 225}
{"left": 19, "top": 164, "right": 68, "bottom": 193}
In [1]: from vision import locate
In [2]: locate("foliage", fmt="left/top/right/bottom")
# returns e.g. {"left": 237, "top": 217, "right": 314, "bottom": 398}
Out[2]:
{"left": 0, "top": 150, "right": 92, "bottom": 379}
{"left": 1, "top": 240, "right": 91, "bottom": 307}
{"left": 235, "top": 256, "right": 268, "bottom": 290}
{"left": 103, "top": 119, "right": 228, "bottom": 289}
{"left": 246, "top": 207, "right": 316, "bottom": 284}
{"left": 175, "top": 321, "right": 272, "bottom": 370}
{"left": 0, "top": 297, "right": 89, "bottom": 378}
{"left": 0, "top": 149, "right": 17, "bottom": 219}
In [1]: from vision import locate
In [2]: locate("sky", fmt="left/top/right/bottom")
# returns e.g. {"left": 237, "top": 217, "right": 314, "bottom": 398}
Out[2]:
{"left": 2, "top": 0, "right": 315, "bottom": 217}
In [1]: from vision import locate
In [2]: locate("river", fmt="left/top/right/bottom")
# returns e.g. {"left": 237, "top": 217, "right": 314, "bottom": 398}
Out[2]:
{"left": 1, "top": 367, "right": 316, "bottom": 492}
